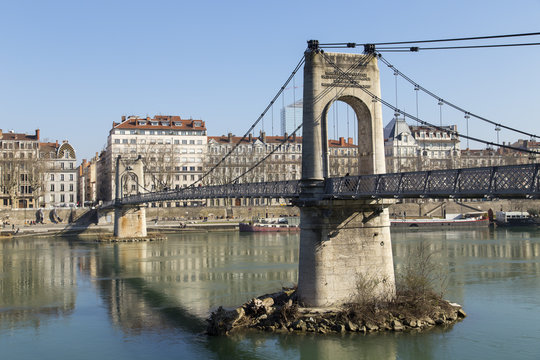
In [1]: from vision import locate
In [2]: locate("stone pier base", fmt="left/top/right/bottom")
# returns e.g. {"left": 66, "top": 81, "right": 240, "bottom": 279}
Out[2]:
{"left": 297, "top": 199, "right": 395, "bottom": 307}
{"left": 113, "top": 205, "right": 147, "bottom": 238}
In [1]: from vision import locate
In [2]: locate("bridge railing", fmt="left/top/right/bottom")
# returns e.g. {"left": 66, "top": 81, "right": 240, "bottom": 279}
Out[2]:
{"left": 326, "top": 163, "right": 540, "bottom": 199}
{"left": 114, "top": 180, "right": 302, "bottom": 206}
{"left": 100, "top": 164, "right": 539, "bottom": 209}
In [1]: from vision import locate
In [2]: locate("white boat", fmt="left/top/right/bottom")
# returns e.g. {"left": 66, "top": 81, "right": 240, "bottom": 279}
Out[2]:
{"left": 391, "top": 212, "right": 489, "bottom": 228}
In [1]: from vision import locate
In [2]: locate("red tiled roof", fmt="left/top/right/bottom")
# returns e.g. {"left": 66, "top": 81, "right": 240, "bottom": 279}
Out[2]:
{"left": 208, "top": 134, "right": 357, "bottom": 147}
{"left": 113, "top": 115, "right": 206, "bottom": 131}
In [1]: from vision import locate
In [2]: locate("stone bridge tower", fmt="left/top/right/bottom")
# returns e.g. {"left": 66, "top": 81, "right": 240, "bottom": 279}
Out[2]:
{"left": 297, "top": 42, "right": 395, "bottom": 306}
{"left": 113, "top": 155, "right": 147, "bottom": 238}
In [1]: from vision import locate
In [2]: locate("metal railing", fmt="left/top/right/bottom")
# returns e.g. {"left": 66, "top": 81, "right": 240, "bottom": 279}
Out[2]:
{"left": 101, "top": 163, "right": 540, "bottom": 208}
{"left": 326, "top": 163, "right": 540, "bottom": 199}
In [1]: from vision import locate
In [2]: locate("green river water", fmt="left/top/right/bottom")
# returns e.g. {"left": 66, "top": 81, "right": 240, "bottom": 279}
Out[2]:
{"left": 1, "top": 227, "right": 539, "bottom": 359}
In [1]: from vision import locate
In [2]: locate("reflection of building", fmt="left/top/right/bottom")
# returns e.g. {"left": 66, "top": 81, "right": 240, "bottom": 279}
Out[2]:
{"left": 280, "top": 100, "right": 303, "bottom": 136}
{"left": 0, "top": 239, "right": 76, "bottom": 328}
{"left": 90, "top": 233, "right": 299, "bottom": 322}
{"left": 96, "top": 115, "right": 207, "bottom": 202}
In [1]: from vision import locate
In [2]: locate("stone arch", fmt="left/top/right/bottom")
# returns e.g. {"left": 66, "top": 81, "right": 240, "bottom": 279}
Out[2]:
{"left": 120, "top": 172, "right": 139, "bottom": 197}
{"left": 321, "top": 95, "right": 374, "bottom": 176}
{"left": 301, "top": 50, "right": 386, "bottom": 184}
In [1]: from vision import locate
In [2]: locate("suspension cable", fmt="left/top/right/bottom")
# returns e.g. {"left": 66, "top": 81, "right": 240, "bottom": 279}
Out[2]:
{"left": 192, "top": 54, "right": 306, "bottom": 188}
{"left": 228, "top": 51, "right": 376, "bottom": 184}
{"left": 320, "top": 51, "right": 540, "bottom": 156}
{"left": 318, "top": 31, "right": 540, "bottom": 47}
{"left": 377, "top": 54, "right": 540, "bottom": 140}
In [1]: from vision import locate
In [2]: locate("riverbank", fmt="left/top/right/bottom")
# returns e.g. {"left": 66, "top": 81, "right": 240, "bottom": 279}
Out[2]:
{"left": 1, "top": 220, "right": 239, "bottom": 238}
{"left": 207, "top": 288, "right": 466, "bottom": 336}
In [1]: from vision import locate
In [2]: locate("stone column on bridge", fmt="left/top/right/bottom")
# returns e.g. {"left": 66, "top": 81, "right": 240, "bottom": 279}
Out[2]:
{"left": 113, "top": 155, "right": 147, "bottom": 238}
{"left": 297, "top": 44, "right": 395, "bottom": 307}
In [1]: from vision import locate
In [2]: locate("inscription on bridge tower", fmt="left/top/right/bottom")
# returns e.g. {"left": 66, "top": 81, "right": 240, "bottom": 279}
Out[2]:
{"left": 297, "top": 46, "right": 395, "bottom": 306}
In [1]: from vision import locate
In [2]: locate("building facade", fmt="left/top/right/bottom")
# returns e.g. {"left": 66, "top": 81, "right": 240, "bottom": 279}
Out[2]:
{"left": 384, "top": 118, "right": 461, "bottom": 172}
{"left": 0, "top": 129, "right": 41, "bottom": 209}
{"left": 40, "top": 141, "right": 78, "bottom": 208}
{"left": 96, "top": 115, "right": 207, "bottom": 202}
{"left": 0, "top": 129, "right": 77, "bottom": 209}
{"left": 78, "top": 153, "right": 98, "bottom": 206}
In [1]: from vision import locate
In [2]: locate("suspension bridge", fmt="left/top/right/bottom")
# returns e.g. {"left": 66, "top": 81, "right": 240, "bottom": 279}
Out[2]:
{"left": 103, "top": 35, "right": 540, "bottom": 307}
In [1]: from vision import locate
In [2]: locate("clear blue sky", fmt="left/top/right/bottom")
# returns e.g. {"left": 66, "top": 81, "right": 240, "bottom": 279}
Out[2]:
{"left": 1, "top": 0, "right": 540, "bottom": 161}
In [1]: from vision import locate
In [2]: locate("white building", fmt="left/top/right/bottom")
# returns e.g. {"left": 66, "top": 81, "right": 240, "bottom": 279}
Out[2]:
{"left": 41, "top": 141, "right": 78, "bottom": 208}
{"left": 97, "top": 115, "right": 207, "bottom": 202}
{"left": 384, "top": 117, "right": 461, "bottom": 172}
{"left": 280, "top": 100, "right": 303, "bottom": 136}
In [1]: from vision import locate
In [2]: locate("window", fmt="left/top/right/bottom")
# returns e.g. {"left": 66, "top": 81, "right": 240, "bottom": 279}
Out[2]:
{"left": 50, "top": 184, "right": 55, "bottom": 191}
{"left": 60, "top": 184, "right": 64, "bottom": 191}
{"left": 50, "top": 174, "right": 54, "bottom": 181}
{"left": 60, "top": 174, "right": 64, "bottom": 181}
{"left": 61, "top": 162, "right": 65, "bottom": 169}
{"left": 70, "top": 174, "right": 73, "bottom": 181}
{"left": 115, "top": 139, "right": 120, "bottom": 144}
{"left": 69, "top": 184, "right": 73, "bottom": 191}
{"left": 60, "top": 194, "right": 65, "bottom": 202}
{"left": 69, "top": 163, "right": 73, "bottom": 169}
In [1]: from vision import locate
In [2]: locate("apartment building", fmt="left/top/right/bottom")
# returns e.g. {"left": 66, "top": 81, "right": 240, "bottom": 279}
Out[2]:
{"left": 96, "top": 115, "right": 207, "bottom": 202}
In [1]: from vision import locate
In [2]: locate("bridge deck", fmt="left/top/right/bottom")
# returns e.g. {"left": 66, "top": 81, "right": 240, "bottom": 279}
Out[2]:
{"left": 102, "top": 164, "right": 540, "bottom": 208}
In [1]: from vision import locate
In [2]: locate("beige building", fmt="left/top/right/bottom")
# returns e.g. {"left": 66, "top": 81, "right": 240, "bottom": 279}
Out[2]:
{"left": 0, "top": 129, "right": 77, "bottom": 209}
{"left": 78, "top": 153, "right": 98, "bottom": 206}
{"left": 204, "top": 132, "right": 358, "bottom": 207}
{"left": 96, "top": 115, "right": 207, "bottom": 202}
{"left": 0, "top": 129, "right": 41, "bottom": 209}
{"left": 384, "top": 118, "right": 461, "bottom": 172}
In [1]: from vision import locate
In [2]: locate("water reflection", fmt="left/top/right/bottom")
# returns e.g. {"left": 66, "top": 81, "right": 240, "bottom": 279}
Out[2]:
{"left": 0, "top": 238, "right": 77, "bottom": 330}
{"left": 1, "top": 228, "right": 539, "bottom": 359}
{"left": 76, "top": 232, "right": 299, "bottom": 335}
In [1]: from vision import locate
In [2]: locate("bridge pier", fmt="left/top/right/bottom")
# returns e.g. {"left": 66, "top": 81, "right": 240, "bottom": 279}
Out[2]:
{"left": 113, "top": 155, "right": 147, "bottom": 238}
{"left": 113, "top": 204, "right": 147, "bottom": 238}
{"left": 297, "top": 46, "right": 395, "bottom": 306}
{"left": 297, "top": 199, "right": 395, "bottom": 306}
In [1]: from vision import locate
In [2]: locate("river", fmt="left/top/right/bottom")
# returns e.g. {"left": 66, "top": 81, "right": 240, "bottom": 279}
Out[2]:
{"left": 1, "top": 227, "right": 539, "bottom": 359}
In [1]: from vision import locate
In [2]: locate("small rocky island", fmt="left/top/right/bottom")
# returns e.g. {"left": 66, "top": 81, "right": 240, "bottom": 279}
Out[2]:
{"left": 207, "top": 287, "right": 466, "bottom": 335}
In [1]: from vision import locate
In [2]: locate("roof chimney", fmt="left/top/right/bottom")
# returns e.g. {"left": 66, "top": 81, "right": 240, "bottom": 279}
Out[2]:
{"left": 121, "top": 115, "right": 126, "bottom": 122}
{"left": 35, "top": 129, "right": 40, "bottom": 140}
{"left": 261, "top": 131, "right": 266, "bottom": 143}
{"left": 348, "top": 137, "right": 353, "bottom": 145}
{"left": 248, "top": 133, "right": 252, "bottom": 142}
{"left": 339, "top": 137, "right": 345, "bottom": 146}
{"left": 228, "top": 132, "right": 233, "bottom": 142}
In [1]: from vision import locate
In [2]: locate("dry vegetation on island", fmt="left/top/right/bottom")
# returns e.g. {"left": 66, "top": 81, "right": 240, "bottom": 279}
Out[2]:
{"left": 207, "top": 241, "right": 466, "bottom": 335}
